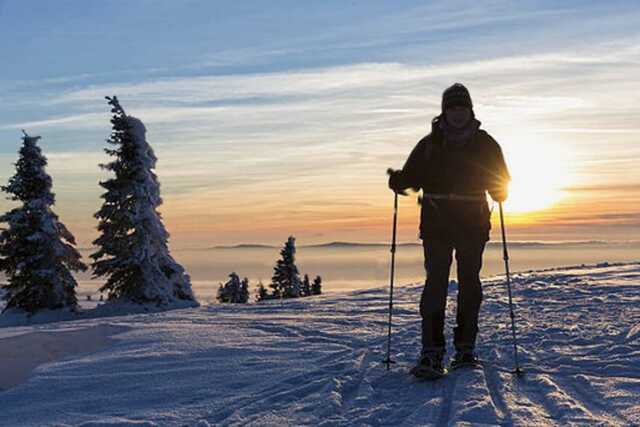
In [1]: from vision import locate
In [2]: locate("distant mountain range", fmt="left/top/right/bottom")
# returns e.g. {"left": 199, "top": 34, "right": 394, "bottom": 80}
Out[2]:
{"left": 208, "top": 243, "right": 275, "bottom": 249}
{"left": 203, "top": 240, "right": 619, "bottom": 250}
{"left": 205, "top": 241, "right": 420, "bottom": 250}
{"left": 75, "top": 240, "right": 637, "bottom": 252}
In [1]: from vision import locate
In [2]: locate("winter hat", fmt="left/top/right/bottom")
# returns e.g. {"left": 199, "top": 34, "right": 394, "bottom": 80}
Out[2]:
{"left": 442, "top": 83, "right": 473, "bottom": 111}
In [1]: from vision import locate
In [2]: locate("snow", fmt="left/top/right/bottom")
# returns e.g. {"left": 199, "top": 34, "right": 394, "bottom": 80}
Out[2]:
{"left": 0, "top": 323, "right": 129, "bottom": 391}
{"left": 0, "top": 299, "right": 198, "bottom": 328}
{"left": 1, "top": 262, "right": 639, "bottom": 426}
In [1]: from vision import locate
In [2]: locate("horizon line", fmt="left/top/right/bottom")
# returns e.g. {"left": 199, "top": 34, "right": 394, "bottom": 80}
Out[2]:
{"left": 82, "top": 238, "right": 638, "bottom": 251}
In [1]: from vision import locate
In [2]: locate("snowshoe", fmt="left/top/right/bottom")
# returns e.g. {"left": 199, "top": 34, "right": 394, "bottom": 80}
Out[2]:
{"left": 450, "top": 350, "right": 481, "bottom": 370}
{"left": 410, "top": 352, "right": 447, "bottom": 380}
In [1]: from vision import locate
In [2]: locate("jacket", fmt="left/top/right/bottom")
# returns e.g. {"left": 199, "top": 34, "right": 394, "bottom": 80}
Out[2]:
{"left": 395, "top": 116, "right": 511, "bottom": 241}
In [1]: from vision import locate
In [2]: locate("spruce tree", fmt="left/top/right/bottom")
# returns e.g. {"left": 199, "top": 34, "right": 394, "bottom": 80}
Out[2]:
{"left": 301, "top": 274, "right": 311, "bottom": 297}
{"left": 270, "top": 236, "right": 302, "bottom": 299}
{"left": 255, "top": 280, "right": 269, "bottom": 302}
{"left": 311, "top": 275, "right": 322, "bottom": 295}
{"left": 0, "top": 131, "right": 87, "bottom": 313}
{"left": 90, "top": 96, "right": 196, "bottom": 306}
{"left": 239, "top": 277, "right": 250, "bottom": 303}
{"left": 217, "top": 272, "right": 245, "bottom": 303}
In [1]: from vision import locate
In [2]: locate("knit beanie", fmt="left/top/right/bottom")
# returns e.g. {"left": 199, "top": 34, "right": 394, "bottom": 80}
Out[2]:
{"left": 442, "top": 83, "right": 473, "bottom": 111}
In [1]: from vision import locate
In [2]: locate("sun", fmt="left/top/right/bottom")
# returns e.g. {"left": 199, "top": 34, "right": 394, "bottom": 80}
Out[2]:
{"left": 498, "top": 136, "right": 571, "bottom": 214}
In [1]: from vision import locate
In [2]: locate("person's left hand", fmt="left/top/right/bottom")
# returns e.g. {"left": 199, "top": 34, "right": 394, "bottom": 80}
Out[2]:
{"left": 491, "top": 188, "right": 508, "bottom": 202}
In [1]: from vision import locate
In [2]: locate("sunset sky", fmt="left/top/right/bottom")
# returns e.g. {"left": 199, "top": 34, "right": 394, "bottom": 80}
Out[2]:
{"left": 1, "top": 1, "right": 639, "bottom": 249}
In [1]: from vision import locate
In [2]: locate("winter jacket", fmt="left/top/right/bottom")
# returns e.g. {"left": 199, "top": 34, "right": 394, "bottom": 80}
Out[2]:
{"left": 394, "top": 116, "right": 511, "bottom": 241}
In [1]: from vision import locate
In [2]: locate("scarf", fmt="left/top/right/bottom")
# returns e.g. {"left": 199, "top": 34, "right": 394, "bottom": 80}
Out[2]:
{"left": 439, "top": 116, "right": 480, "bottom": 149}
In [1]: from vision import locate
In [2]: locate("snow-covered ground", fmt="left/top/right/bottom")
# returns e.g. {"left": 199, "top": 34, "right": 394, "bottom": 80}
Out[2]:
{"left": 1, "top": 262, "right": 639, "bottom": 426}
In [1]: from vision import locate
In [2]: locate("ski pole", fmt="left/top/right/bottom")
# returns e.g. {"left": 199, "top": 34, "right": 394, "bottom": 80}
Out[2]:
{"left": 498, "top": 202, "right": 523, "bottom": 376}
{"left": 383, "top": 179, "right": 399, "bottom": 370}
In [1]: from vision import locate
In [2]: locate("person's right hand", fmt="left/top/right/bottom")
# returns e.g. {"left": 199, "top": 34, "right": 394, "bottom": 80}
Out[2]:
{"left": 388, "top": 169, "right": 405, "bottom": 193}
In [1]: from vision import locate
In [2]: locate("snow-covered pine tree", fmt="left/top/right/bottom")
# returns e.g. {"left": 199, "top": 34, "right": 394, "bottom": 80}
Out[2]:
{"left": 90, "top": 96, "right": 197, "bottom": 306}
{"left": 0, "top": 131, "right": 87, "bottom": 314}
{"left": 270, "top": 236, "right": 302, "bottom": 299}
{"left": 301, "top": 274, "right": 311, "bottom": 297}
{"left": 217, "top": 272, "right": 243, "bottom": 303}
{"left": 311, "top": 275, "right": 322, "bottom": 295}
{"left": 255, "top": 280, "right": 269, "bottom": 302}
{"left": 239, "top": 277, "right": 249, "bottom": 303}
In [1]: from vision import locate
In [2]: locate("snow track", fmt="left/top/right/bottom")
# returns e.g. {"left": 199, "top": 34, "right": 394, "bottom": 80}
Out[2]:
{"left": 0, "top": 262, "right": 639, "bottom": 426}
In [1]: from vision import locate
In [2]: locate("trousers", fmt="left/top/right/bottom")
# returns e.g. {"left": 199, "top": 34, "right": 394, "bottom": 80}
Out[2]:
{"left": 420, "top": 235, "right": 486, "bottom": 354}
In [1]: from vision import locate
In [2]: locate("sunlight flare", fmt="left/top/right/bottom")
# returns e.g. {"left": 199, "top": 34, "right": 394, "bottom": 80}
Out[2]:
{"left": 499, "top": 134, "right": 572, "bottom": 214}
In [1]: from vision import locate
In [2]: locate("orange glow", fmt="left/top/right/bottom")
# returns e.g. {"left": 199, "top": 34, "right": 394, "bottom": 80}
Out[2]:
{"left": 500, "top": 134, "right": 573, "bottom": 214}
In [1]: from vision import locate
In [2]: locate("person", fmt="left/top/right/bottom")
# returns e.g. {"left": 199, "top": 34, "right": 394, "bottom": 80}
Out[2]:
{"left": 388, "top": 83, "right": 511, "bottom": 377}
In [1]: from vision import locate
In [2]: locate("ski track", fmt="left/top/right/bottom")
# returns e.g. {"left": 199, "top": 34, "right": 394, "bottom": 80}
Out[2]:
{"left": 0, "top": 262, "right": 639, "bottom": 426}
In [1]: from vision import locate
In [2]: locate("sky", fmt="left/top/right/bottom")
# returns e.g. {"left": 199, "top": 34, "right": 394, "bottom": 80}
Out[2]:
{"left": 0, "top": 0, "right": 639, "bottom": 248}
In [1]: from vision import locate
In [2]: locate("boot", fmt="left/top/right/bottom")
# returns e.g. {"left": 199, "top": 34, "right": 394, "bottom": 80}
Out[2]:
{"left": 450, "top": 349, "right": 480, "bottom": 370}
{"left": 410, "top": 350, "right": 446, "bottom": 379}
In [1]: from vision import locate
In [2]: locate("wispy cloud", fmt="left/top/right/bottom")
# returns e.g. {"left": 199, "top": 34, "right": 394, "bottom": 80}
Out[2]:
{"left": 562, "top": 184, "right": 640, "bottom": 193}
{"left": 46, "top": 50, "right": 635, "bottom": 107}
{"left": 0, "top": 112, "right": 106, "bottom": 130}
{"left": 5, "top": 43, "right": 639, "bottom": 145}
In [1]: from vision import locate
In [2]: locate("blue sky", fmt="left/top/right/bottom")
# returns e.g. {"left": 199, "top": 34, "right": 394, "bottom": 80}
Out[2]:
{"left": 0, "top": 0, "right": 639, "bottom": 247}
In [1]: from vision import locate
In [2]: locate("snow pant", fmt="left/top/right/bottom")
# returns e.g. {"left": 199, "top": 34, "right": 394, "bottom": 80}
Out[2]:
{"left": 420, "top": 236, "right": 486, "bottom": 355}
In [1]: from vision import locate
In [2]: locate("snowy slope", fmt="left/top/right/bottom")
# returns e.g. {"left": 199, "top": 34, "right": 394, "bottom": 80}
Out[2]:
{"left": 1, "top": 262, "right": 639, "bottom": 426}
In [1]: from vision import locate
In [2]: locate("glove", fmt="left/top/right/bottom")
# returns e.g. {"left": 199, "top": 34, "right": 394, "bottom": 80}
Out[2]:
{"left": 490, "top": 187, "right": 508, "bottom": 202}
{"left": 388, "top": 169, "right": 405, "bottom": 193}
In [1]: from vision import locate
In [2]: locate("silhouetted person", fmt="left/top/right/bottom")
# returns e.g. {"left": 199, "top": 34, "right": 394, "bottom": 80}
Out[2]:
{"left": 389, "top": 83, "right": 510, "bottom": 378}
